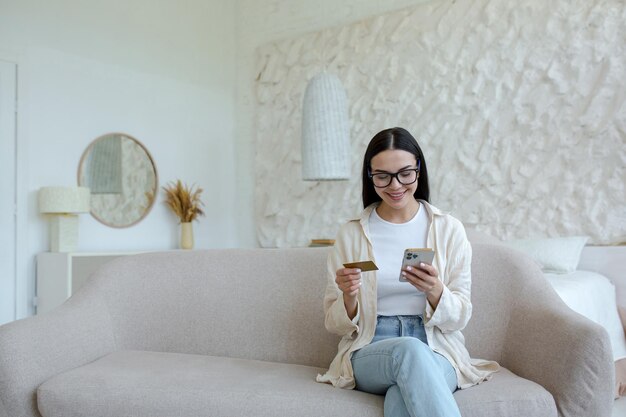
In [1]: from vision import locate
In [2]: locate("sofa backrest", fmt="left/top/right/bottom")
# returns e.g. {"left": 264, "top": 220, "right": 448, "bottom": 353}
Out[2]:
{"left": 88, "top": 247, "right": 340, "bottom": 368}
{"left": 81, "top": 244, "right": 546, "bottom": 368}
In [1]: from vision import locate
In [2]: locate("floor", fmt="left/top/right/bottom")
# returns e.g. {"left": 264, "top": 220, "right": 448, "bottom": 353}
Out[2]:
{"left": 614, "top": 396, "right": 626, "bottom": 417}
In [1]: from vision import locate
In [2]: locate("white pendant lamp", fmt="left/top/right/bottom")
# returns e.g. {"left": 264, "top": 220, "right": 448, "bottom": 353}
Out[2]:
{"left": 301, "top": 72, "right": 351, "bottom": 181}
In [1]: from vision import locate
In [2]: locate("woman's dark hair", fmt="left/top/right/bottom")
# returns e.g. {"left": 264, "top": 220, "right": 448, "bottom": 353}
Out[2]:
{"left": 361, "top": 127, "right": 429, "bottom": 208}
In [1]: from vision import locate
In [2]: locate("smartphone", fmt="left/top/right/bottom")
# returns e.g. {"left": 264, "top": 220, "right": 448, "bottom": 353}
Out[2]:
{"left": 399, "top": 248, "right": 435, "bottom": 282}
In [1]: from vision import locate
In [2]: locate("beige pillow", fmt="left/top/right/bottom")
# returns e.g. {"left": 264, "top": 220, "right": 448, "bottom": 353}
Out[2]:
{"left": 503, "top": 236, "right": 589, "bottom": 273}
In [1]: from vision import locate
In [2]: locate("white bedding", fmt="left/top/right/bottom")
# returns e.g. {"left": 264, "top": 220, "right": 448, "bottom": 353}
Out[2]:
{"left": 545, "top": 270, "right": 626, "bottom": 361}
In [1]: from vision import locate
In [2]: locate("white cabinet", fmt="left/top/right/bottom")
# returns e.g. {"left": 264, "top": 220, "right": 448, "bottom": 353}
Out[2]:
{"left": 35, "top": 252, "right": 141, "bottom": 314}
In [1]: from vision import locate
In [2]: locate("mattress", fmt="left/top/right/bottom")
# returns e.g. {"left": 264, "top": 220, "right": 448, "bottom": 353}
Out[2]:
{"left": 545, "top": 270, "right": 626, "bottom": 361}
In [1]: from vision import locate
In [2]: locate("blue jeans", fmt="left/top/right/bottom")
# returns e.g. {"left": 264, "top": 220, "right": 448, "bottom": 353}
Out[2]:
{"left": 351, "top": 315, "right": 461, "bottom": 417}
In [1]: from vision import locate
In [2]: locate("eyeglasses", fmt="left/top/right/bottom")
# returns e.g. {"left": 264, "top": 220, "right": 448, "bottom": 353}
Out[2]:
{"left": 368, "top": 161, "right": 421, "bottom": 188}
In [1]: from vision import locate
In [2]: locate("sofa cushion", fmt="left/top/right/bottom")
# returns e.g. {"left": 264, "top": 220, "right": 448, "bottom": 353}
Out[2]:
{"left": 37, "top": 350, "right": 382, "bottom": 417}
{"left": 454, "top": 368, "right": 557, "bottom": 417}
{"left": 37, "top": 350, "right": 556, "bottom": 417}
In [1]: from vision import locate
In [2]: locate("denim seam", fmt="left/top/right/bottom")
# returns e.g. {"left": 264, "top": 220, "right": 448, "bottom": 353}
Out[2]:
{"left": 352, "top": 351, "right": 397, "bottom": 362}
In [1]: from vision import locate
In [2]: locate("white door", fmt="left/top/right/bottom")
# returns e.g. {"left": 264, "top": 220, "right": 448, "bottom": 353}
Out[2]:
{"left": 0, "top": 60, "right": 17, "bottom": 325}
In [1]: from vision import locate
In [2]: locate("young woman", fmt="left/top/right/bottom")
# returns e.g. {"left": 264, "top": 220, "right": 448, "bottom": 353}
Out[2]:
{"left": 316, "top": 127, "right": 499, "bottom": 417}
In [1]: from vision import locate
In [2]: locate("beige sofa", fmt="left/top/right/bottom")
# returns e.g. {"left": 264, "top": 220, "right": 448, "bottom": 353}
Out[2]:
{"left": 0, "top": 244, "right": 614, "bottom": 417}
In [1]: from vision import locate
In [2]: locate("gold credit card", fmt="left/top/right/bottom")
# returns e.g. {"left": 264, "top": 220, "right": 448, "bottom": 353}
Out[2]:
{"left": 343, "top": 261, "right": 379, "bottom": 271}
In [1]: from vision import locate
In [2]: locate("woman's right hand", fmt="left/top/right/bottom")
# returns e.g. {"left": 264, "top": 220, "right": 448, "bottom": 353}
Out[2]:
{"left": 336, "top": 268, "right": 362, "bottom": 298}
{"left": 336, "top": 268, "right": 361, "bottom": 320}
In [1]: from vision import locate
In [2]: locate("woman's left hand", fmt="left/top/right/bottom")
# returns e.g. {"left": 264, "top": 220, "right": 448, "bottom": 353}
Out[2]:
{"left": 401, "top": 263, "right": 444, "bottom": 308}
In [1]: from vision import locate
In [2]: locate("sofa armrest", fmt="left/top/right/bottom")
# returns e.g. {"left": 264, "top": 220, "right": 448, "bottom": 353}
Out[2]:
{"left": 0, "top": 292, "right": 116, "bottom": 417}
{"left": 502, "top": 275, "right": 614, "bottom": 417}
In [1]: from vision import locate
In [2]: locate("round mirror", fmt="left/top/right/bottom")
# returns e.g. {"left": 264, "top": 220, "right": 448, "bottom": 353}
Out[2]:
{"left": 78, "top": 133, "right": 158, "bottom": 228}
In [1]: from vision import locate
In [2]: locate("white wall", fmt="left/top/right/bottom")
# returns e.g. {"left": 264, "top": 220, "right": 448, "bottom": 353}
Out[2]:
{"left": 252, "top": 0, "right": 626, "bottom": 247}
{"left": 0, "top": 61, "right": 17, "bottom": 325}
{"left": 0, "top": 0, "right": 239, "bottom": 319}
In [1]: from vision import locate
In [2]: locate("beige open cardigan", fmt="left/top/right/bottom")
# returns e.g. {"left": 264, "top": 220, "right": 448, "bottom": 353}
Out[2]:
{"left": 316, "top": 201, "right": 499, "bottom": 389}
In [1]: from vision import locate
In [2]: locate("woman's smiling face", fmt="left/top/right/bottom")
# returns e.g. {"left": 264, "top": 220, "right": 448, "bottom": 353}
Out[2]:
{"left": 370, "top": 149, "right": 419, "bottom": 214}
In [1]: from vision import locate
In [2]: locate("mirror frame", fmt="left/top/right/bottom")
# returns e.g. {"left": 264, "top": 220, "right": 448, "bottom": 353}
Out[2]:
{"left": 77, "top": 132, "right": 159, "bottom": 228}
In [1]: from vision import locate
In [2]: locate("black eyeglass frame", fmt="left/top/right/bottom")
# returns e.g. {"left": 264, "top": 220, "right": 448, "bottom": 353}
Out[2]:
{"left": 368, "top": 160, "right": 421, "bottom": 188}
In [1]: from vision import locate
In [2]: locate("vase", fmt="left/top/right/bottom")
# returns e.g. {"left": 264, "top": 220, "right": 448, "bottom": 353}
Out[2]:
{"left": 180, "top": 222, "right": 194, "bottom": 249}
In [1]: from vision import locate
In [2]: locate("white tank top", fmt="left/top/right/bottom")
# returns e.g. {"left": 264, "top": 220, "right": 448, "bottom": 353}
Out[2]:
{"left": 369, "top": 203, "right": 430, "bottom": 316}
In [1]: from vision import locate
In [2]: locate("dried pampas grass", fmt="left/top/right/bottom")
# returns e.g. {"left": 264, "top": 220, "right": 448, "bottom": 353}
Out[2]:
{"left": 162, "top": 180, "right": 205, "bottom": 223}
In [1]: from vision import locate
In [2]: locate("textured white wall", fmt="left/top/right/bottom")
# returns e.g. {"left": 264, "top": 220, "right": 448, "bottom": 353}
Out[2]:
{"left": 235, "top": 0, "right": 432, "bottom": 247}
{"left": 255, "top": 0, "right": 626, "bottom": 247}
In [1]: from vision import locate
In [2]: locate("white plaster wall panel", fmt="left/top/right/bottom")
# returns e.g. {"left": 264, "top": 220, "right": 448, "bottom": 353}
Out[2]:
{"left": 255, "top": 0, "right": 626, "bottom": 248}
{"left": 237, "top": 1, "right": 432, "bottom": 247}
